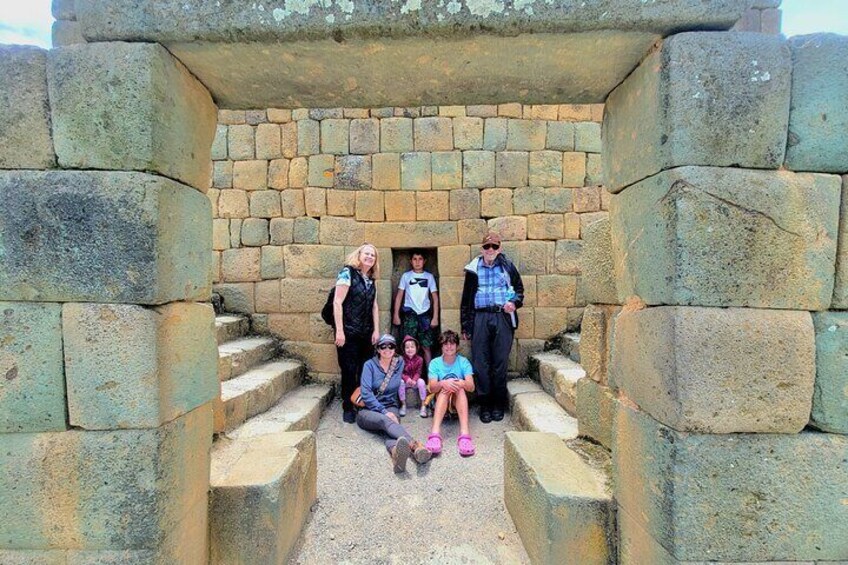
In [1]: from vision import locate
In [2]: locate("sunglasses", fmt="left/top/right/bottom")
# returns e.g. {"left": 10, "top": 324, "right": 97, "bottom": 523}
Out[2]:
{"left": 482, "top": 243, "right": 500, "bottom": 250}
{"left": 377, "top": 344, "right": 396, "bottom": 350}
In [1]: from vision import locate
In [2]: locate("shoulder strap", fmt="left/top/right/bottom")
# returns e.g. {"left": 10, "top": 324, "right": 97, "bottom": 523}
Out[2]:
{"left": 377, "top": 356, "right": 400, "bottom": 394}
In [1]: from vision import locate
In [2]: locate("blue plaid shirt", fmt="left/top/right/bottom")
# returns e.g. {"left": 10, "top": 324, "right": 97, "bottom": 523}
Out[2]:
{"left": 474, "top": 259, "right": 513, "bottom": 309}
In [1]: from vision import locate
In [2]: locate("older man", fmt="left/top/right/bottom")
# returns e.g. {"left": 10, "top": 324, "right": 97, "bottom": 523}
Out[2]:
{"left": 460, "top": 232, "right": 524, "bottom": 423}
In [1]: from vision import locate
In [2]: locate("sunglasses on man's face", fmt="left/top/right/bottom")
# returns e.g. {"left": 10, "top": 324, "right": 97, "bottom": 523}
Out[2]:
{"left": 482, "top": 243, "right": 500, "bottom": 250}
{"left": 378, "top": 344, "right": 396, "bottom": 350}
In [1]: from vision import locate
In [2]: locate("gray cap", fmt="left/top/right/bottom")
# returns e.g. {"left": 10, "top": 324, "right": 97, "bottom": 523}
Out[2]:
{"left": 376, "top": 333, "right": 396, "bottom": 347}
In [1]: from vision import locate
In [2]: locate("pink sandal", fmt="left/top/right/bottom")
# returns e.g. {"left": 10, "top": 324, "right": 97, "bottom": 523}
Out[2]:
{"left": 425, "top": 433, "right": 442, "bottom": 455}
{"left": 457, "top": 434, "right": 476, "bottom": 457}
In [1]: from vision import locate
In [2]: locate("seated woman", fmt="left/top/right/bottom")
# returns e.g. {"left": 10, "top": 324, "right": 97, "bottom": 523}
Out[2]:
{"left": 425, "top": 330, "right": 476, "bottom": 457}
{"left": 356, "top": 334, "right": 433, "bottom": 473}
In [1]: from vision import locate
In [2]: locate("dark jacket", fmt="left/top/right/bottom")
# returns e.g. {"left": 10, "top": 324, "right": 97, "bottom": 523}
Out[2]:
{"left": 460, "top": 253, "right": 524, "bottom": 337}
{"left": 339, "top": 265, "right": 376, "bottom": 338}
{"left": 360, "top": 355, "right": 404, "bottom": 414}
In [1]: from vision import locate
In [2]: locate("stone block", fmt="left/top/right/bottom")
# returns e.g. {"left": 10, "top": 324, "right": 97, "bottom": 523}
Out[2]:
{"left": 574, "top": 122, "right": 602, "bottom": 153}
{"left": 507, "top": 119, "right": 546, "bottom": 151}
{"left": 48, "top": 43, "right": 216, "bottom": 190}
{"left": 288, "top": 157, "right": 308, "bottom": 188}
{"left": 212, "top": 219, "right": 230, "bottom": 251}
{"left": 210, "top": 125, "right": 228, "bottom": 160}
{"left": 381, "top": 118, "right": 413, "bottom": 152}
{"left": 284, "top": 341, "right": 341, "bottom": 374}
{"left": 255, "top": 124, "right": 281, "bottom": 160}
{"left": 210, "top": 431, "right": 316, "bottom": 565}
{"left": 63, "top": 302, "right": 217, "bottom": 429}
{"left": 513, "top": 186, "right": 546, "bottom": 215}
{"left": 537, "top": 275, "right": 578, "bottom": 307}
{"left": 564, "top": 213, "right": 581, "bottom": 239}
{"left": 496, "top": 151, "right": 529, "bottom": 188}
{"left": 481, "top": 188, "right": 514, "bottom": 218}
{"left": 534, "top": 307, "right": 570, "bottom": 338}
{"left": 574, "top": 186, "right": 601, "bottom": 213}
{"left": 604, "top": 32, "right": 791, "bottom": 192}
{"left": 372, "top": 153, "right": 400, "bottom": 190}
{"left": 463, "top": 151, "right": 495, "bottom": 188}
{"left": 268, "top": 158, "right": 289, "bottom": 189}
{"left": 529, "top": 151, "right": 563, "bottom": 186}
{"left": 240, "top": 218, "right": 270, "bottom": 247}
{"left": 269, "top": 218, "right": 294, "bottom": 245}
{"left": 280, "top": 122, "right": 297, "bottom": 159}
{"left": 280, "top": 279, "right": 335, "bottom": 313}
{"left": 51, "top": 20, "right": 85, "bottom": 47}
{"left": 527, "top": 213, "right": 564, "bottom": 240}
{"left": 483, "top": 117, "right": 508, "bottom": 151}
{"left": 0, "top": 303, "right": 65, "bottom": 433}
{"left": 585, "top": 154, "right": 603, "bottom": 186}
{"left": 303, "top": 187, "right": 326, "bottom": 217}
{"left": 579, "top": 304, "right": 621, "bottom": 386}
{"left": 260, "top": 246, "right": 285, "bottom": 279}
{"left": 293, "top": 217, "right": 320, "bottom": 243}
{"left": 439, "top": 106, "right": 465, "bottom": 118}
{"left": 580, "top": 218, "right": 617, "bottom": 304}
{"left": 307, "top": 154, "right": 334, "bottom": 188}
{"left": 554, "top": 239, "right": 582, "bottom": 276}
{"left": 614, "top": 402, "right": 848, "bottom": 561}
{"left": 611, "top": 306, "right": 815, "bottom": 433}
{"left": 811, "top": 312, "right": 848, "bottom": 434}
{"left": 611, "top": 167, "right": 840, "bottom": 309}
{"left": 213, "top": 161, "right": 233, "bottom": 189}
{"left": 350, "top": 118, "right": 379, "bottom": 155}
{"left": 0, "top": 171, "right": 211, "bottom": 304}
{"left": 580, "top": 212, "right": 607, "bottom": 236}
{"left": 366, "top": 222, "right": 457, "bottom": 248}
{"left": 525, "top": 105, "right": 559, "bottom": 121}
{"left": 435, "top": 245, "right": 469, "bottom": 277}
{"left": 319, "top": 216, "right": 366, "bottom": 245}
{"left": 436, "top": 277, "right": 464, "bottom": 310}
{"left": 467, "top": 105, "right": 498, "bottom": 118}
{"left": 246, "top": 110, "right": 267, "bottom": 124}
{"left": 502, "top": 240, "right": 552, "bottom": 275}
{"left": 228, "top": 219, "right": 243, "bottom": 247}
{"left": 218, "top": 110, "right": 245, "bottom": 125}
{"left": 0, "top": 46, "right": 55, "bottom": 169}
{"left": 453, "top": 117, "right": 484, "bottom": 150}
{"left": 254, "top": 279, "right": 281, "bottom": 313}
{"left": 498, "top": 104, "right": 523, "bottom": 118}
{"left": 401, "top": 152, "right": 431, "bottom": 191}
{"left": 546, "top": 121, "right": 574, "bottom": 151}
{"left": 457, "top": 219, "right": 488, "bottom": 245}
{"left": 431, "top": 151, "right": 463, "bottom": 190}
{"left": 283, "top": 245, "right": 345, "bottom": 279}
{"left": 508, "top": 380, "right": 578, "bottom": 438}
{"left": 52, "top": 0, "right": 76, "bottom": 20}
{"left": 309, "top": 108, "right": 342, "bottom": 120}
{"left": 562, "top": 152, "right": 586, "bottom": 187}
{"left": 356, "top": 191, "right": 385, "bottom": 222}
{"left": 327, "top": 189, "right": 356, "bottom": 216}
{"left": 450, "top": 189, "right": 481, "bottom": 220}
{"left": 248, "top": 191, "right": 280, "bottom": 219}
{"left": 214, "top": 283, "right": 255, "bottom": 314}
{"left": 575, "top": 378, "right": 616, "bottom": 449}
{"left": 268, "top": 108, "right": 292, "bottom": 123}
{"left": 384, "top": 191, "right": 416, "bottom": 222}
{"left": 416, "top": 191, "right": 449, "bottom": 221}
{"left": 488, "top": 216, "right": 527, "bottom": 242}
{"left": 320, "top": 119, "right": 349, "bottom": 155}
{"left": 558, "top": 105, "right": 593, "bottom": 121}
{"left": 296, "top": 119, "right": 319, "bottom": 156}
{"left": 222, "top": 248, "right": 261, "bottom": 282}
{"left": 0, "top": 406, "right": 212, "bottom": 550}
{"left": 785, "top": 34, "right": 848, "bottom": 173}
{"left": 761, "top": 7, "right": 782, "bottom": 34}
{"left": 232, "top": 160, "right": 267, "bottom": 191}
{"left": 504, "top": 432, "right": 614, "bottom": 565}
{"left": 228, "top": 125, "right": 254, "bottom": 160}
{"left": 414, "top": 117, "right": 453, "bottom": 151}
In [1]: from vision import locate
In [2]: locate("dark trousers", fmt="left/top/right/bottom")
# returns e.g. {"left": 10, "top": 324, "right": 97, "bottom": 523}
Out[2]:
{"left": 471, "top": 311, "right": 514, "bottom": 409}
{"left": 337, "top": 334, "right": 373, "bottom": 412}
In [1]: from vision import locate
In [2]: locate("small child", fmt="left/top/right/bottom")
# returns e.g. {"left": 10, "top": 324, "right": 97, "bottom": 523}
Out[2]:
{"left": 392, "top": 250, "right": 439, "bottom": 369}
{"left": 398, "top": 336, "right": 429, "bottom": 418}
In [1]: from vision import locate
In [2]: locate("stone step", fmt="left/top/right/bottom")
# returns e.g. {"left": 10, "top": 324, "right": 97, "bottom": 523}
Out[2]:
{"left": 217, "top": 336, "right": 276, "bottom": 381}
{"left": 560, "top": 332, "right": 581, "bottom": 363}
{"left": 508, "top": 379, "right": 579, "bottom": 440}
{"left": 528, "top": 352, "right": 586, "bottom": 416}
{"left": 505, "top": 431, "right": 615, "bottom": 565}
{"left": 210, "top": 430, "right": 317, "bottom": 565}
{"left": 213, "top": 359, "right": 305, "bottom": 434}
{"left": 224, "top": 383, "right": 335, "bottom": 440}
{"left": 215, "top": 314, "right": 250, "bottom": 345}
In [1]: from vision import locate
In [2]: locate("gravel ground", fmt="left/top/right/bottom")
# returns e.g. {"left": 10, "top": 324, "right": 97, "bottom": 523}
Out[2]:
{"left": 289, "top": 399, "right": 530, "bottom": 565}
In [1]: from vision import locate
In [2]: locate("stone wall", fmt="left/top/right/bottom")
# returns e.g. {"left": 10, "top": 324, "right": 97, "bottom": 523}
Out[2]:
{"left": 731, "top": 0, "right": 782, "bottom": 34}
{"left": 208, "top": 103, "right": 605, "bottom": 379}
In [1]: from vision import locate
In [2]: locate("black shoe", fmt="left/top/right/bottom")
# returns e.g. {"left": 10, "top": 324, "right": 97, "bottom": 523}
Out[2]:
{"left": 343, "top": 410, "right": 356, "bottom": 424}
{"left": 480, "top": 409, "right": 492, "bottom": 423}
{"left": 491, "top": 408, "right": 504, "bottom": 422}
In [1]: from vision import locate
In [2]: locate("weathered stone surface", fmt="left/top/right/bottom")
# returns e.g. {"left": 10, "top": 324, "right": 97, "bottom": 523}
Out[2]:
{"left": 63, "top": 302, "right": 218, "bottom": 430}
{"left": 610, "top": 167, "right": 840, "bottom": 310}
{"left": 0, "top": 405, "right": 212, "bottom": 550}
{"left": 0, "top": 303, "right": 65, "bottom": 433}
{"left": 613, "top": 402, "right": 848, "bottom": 561}
{"left": 280, "top": 279, "right": 335, "bottom": 313}
{"left": 0, "top": 46, "right": 55, "bottom": 169}
{"left": 366, "top": 221, "right": 456, "bottom": 247}
{"left": 508, "top": 380, "right": 578, "bottom": 440}
{"left": 529, "top": 352, "right": 585, "bottom": 415}
{"left": 0, "top": 171, "right": 212, "bottom": 304}
{"left": 48, "top": 42, "right": 217, "bottom": 190}
{"left": 785, "top": 34, "right": 848, "bottom": 173}
{"left": 575, "top": 378, "right": 616, "bottom": 449}
{"left": 579, "top": 218, "right": 617, "bottom": 305}
{"left": 833, "top": 176, "right": 848, "bottom": 308}
{"left": 579, "top": 304, "right": 620, "bottom": 386}
{"left": 604, "top": 32, "right": 791, "bottom": 192}
{"left": 283, "top": 245, "right": 345, "bottom": 279}
{"left": 505, "top": 432, "right": 614, "bottom": 565}
{"left": 811, "top": 312, "right": 848, "bottom": 434}
{"left": 214, "top": 360, "right": 304, "bottom": 433}
{"left": 210, "top": 430, "right": 315, "bottom": 565}
{"left": 611, "top": 306, "right": 814, "bottom": 433}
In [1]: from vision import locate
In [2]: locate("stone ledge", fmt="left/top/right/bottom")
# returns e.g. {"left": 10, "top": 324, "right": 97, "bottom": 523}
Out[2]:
{"left": 508, "top": 378, "right": 579, "bottom": 440}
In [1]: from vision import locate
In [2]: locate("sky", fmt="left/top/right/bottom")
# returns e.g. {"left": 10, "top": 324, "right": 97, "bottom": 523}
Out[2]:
{"left": 0, "top": 0, "right": 846, "bottom": 47}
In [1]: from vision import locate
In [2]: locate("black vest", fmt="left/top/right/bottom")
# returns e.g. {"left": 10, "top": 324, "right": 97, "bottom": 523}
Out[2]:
{"left": 341, "top": 266, "right": 376, "bottom": 337}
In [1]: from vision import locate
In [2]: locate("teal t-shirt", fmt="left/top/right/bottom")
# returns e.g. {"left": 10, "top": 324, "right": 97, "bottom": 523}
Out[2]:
{"left": 428, "top": 354, "right": 473, "bottom": 382}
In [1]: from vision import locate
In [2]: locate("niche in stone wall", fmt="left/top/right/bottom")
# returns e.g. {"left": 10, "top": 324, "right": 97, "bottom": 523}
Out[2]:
{"left": 390, "top": 248, "right": 441, "bottom": 353}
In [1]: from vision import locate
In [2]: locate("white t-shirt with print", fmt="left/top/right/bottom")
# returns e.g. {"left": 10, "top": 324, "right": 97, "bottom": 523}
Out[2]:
{"left": 398, "top": 270, "right": 437, "bottom": 314}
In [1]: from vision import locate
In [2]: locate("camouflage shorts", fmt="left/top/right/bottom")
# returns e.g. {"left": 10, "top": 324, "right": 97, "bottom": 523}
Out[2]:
{"left": 401, "top": 310, "right": 435, "bottom": 348}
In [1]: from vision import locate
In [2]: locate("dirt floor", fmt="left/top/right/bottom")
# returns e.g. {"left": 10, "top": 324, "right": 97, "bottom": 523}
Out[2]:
{"left": 289, "top": 399, "right": 530, "bottom": 564}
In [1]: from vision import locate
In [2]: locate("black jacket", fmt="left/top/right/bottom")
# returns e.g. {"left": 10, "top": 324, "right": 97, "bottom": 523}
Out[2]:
{"left": 340, "top": 266, "right": 376, "bottom": 337}
{"left": 460, "top": 253, "right": 524, "bottom": 336}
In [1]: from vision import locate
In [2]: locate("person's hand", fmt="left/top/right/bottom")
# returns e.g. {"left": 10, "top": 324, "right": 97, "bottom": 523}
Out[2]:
{"left": 335, "top": 329, "right": 346, "bottom": 347}
{"left": 431, "top": 315, "right": 439, "bottom": 327}
{"left": 503, "top": 301, "right": 516, "bottom": 314}
{"left": 386, "top": 412, "right": 399, "bottom": 424}
{"left": 442, "top": 380, "right": 458, "bottom": 394}
{"left": 462, "top": 332, "right": 470, "bottom": 341}
{"left": 392, "top": 315, "right": 401, "bottom": 326}
{"left": 371, "top": 329, "right": 380, "bottom": 345}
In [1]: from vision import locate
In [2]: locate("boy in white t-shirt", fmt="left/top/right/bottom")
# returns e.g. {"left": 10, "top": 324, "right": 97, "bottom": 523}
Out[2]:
{"left": 392, "top": 250, "right": 439, "bottom": 367}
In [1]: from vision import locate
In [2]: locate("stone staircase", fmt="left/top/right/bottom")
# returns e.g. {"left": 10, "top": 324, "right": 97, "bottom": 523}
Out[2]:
{"left": 209, "top": 314, "right": 334, "bottom": 565}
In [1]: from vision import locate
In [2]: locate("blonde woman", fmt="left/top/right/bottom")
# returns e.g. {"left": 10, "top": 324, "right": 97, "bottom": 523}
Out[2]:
{"left": 333, "top": 243, "right": 381, "bottom": 423}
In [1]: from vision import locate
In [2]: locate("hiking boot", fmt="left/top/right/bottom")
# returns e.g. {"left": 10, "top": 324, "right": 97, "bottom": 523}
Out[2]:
{"left": 391, "top": 437, "right": 411, "bottom": 473}
{"left": 491, "top": 407, "right": 504, "bottom": 422}
{"left": 479, "top": 409, "right": 492, "bottom": 424}
{"left": 410, "top": 440, "right": 433, "bottom": 464}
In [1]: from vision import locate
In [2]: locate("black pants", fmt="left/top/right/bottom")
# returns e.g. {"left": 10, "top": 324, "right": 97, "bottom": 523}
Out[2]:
{"left": 471, "top": 311, "right": 514, "bottom": 409}
{"left": 337, "top": 334, "right": 373, "bottom": 412}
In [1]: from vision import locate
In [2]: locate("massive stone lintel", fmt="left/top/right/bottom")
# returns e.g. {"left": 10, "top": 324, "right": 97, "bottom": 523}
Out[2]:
{"left": 610, "top": 167, "right": 841, "bottom": 310}
{"left": 613, "top": 402, "right": 848, "bottom": 562}
{"left": 604, "top": 31, "right": 791, "bottom": 192}
{"left": 610, "top": 306, "right": 815, "bottom": 433}
{"left": 72, "top": 0, "right": 749, "bottom": 108}
{"left": 0, "top": 171, "right": 212, "bottom": 305}
{"left": 0, "top": 405, "right": 212, "bottom": 551}
{"left": 48, "top": 42, "right": 217, "bottom": 190}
